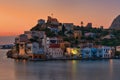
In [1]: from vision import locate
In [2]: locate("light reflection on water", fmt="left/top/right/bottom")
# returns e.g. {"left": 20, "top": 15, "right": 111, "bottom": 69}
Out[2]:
{"left": 1, "top": 49, "right": 120, "bottom": 80}
{"left": 109, "top": 59, "right": 113, "bottom": 77}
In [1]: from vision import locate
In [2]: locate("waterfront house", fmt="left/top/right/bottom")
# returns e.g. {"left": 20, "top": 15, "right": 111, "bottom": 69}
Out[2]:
{"left": 80, "top": 46, "right": 114, "bottom": 59}
{"left": 97, "top": 46, "right": 113, "bottom": 58}
{"left": 91, "top": 48, "right": 98, "bottom": 58}
{"left": 66, "top": 48, "right": 81, "bottom": 58}
{"left": 14, "top": 31, "right": 46, "bottom": 59}
{"left": 42, "top": 36, "right": 64, "bottom": 58}
{"left": 18, "top": 42, "right": 26, "bottom": 56}
{"left": 26, "top": 42, "right": 39, "bottom": 54}
{"left": 47, "top": 44, "right": 64, "bottom": 58}
{"left": 81, "top": 47, "right": 92, "bottom": 58}
{"left": 17, "top": 34, "right": 28, "bottom": 56}
{"left": 26, "top": 42, "right": 45, "bottom": 59}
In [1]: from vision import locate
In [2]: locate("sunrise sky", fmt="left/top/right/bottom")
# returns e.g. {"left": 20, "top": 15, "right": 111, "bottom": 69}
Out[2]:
{"left": 0, "top": 0, "right": 120, "bottom": 36}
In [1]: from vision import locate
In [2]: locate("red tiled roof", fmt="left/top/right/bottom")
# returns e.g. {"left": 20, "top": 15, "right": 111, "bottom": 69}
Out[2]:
{"left": 49, "top": 44, "right": 60, "bottom": 48}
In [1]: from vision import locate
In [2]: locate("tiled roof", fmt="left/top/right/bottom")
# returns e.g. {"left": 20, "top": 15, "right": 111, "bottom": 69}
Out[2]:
{"left": 49, "top": 44, "right": 60, "bottom": 48}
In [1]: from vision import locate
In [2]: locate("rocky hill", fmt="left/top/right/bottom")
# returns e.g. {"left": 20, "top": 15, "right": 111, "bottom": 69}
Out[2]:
{"left": 110, "top": 15, "right": 120, "bottom": 30}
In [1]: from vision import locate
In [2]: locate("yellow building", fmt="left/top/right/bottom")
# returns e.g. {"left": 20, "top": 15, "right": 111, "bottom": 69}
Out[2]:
{"left": 19, "top": 42, "right": 26, "bottom": 56}
{"left": 66, "top": 48, "right": 81, "bottom": 57}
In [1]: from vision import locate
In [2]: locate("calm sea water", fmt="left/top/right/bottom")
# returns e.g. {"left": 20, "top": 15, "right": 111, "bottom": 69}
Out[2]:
{"left": 0, "top": 36, "right": 15, "bottom": 45}
{"left": 0, "top": 36, "right": 120, "bottom": 80}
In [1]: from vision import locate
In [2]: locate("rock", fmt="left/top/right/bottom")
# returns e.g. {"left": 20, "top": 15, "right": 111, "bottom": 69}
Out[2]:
{"left": 110, "top": 15, "right": 120, "bottom": 30}
{"left": 6, "top": 50, "right": 13, "bottom": 58}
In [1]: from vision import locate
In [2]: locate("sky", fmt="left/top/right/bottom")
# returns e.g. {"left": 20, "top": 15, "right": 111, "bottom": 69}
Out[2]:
{"left": 0, "top": 0, "right": 120, "bottom": 36}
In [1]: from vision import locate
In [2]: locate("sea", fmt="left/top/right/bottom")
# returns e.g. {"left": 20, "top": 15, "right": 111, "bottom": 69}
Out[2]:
{"left": 0, "top": 36, "right": 120, "bottom": 80}
{"left": 0, "top": 36, "right": 15, "bottom": 45}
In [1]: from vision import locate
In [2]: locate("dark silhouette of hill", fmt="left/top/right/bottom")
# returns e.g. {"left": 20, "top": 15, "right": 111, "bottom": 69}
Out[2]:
{"left": 110, "top": 15, "right": 120, "bottom": 30}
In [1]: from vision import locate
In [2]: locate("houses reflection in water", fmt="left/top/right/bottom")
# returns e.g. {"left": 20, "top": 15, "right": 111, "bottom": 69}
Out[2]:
{"left": 1, "top": 50, "right": 120, "bottom": 80}
{"left": 13, "top": 59, "right": 117, "bottom": 80}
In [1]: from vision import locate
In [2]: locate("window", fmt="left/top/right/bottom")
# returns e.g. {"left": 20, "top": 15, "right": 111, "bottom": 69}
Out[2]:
{"left": 39, "top": 56, "right": 41, "bottom": 59}
{"left": 28, "top": 47, "right": 31, "bottom": 51}
{"left": 20, "top": 44, "right": 24, "bottom": 49}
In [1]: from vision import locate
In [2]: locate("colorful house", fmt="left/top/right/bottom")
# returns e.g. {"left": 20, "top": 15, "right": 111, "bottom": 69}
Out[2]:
{"left": 66, "top": 48, "right": 81, "bottom": 58}
{"left": 81, "top": 47, "right": 92, "bottom": 58}
{"left": 97, "top": 46, "right": 114, "bottom": 58}
{"left": 81, "top": 46, "right": 114, "bottom": 59}
{"left": 26, "top": 42, "right": 45, "bottom": 59}
{"left": 46, "top": 44, "right": 64, "bottom": 58}
{"left": 18, "top": 42, "right": 26, "bottom": 56}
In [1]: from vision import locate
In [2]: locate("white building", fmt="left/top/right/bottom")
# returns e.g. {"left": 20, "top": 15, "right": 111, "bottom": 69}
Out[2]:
{"left": 81, "top": 46, "right": 114, "bottom": 59}
{"left": 97, "top": 46, "right": 113, "bottom": 58}
{"left": 47, "top": 48, "right": 63, "bottom": 58}
{"left": 42, "top": 37, "right": 63, "bottom": 48}
{"left": 26, "top": 42, "right": 44, "bottom": 54}
{"left": 43, "top": 37, "right": 64, "bottom": 58}
{"left": 26, "top": 42, "right": 45, "bottom": 59}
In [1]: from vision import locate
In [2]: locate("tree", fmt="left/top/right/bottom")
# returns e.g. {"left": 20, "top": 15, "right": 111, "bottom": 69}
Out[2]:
{"left": 62, "top": 25, "right": 66, "bottom": 35}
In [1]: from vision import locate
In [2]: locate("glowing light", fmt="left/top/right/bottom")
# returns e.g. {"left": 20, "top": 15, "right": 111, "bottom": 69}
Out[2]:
{"left": 71, "top": 48, "right": 79, "bottom": 55}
